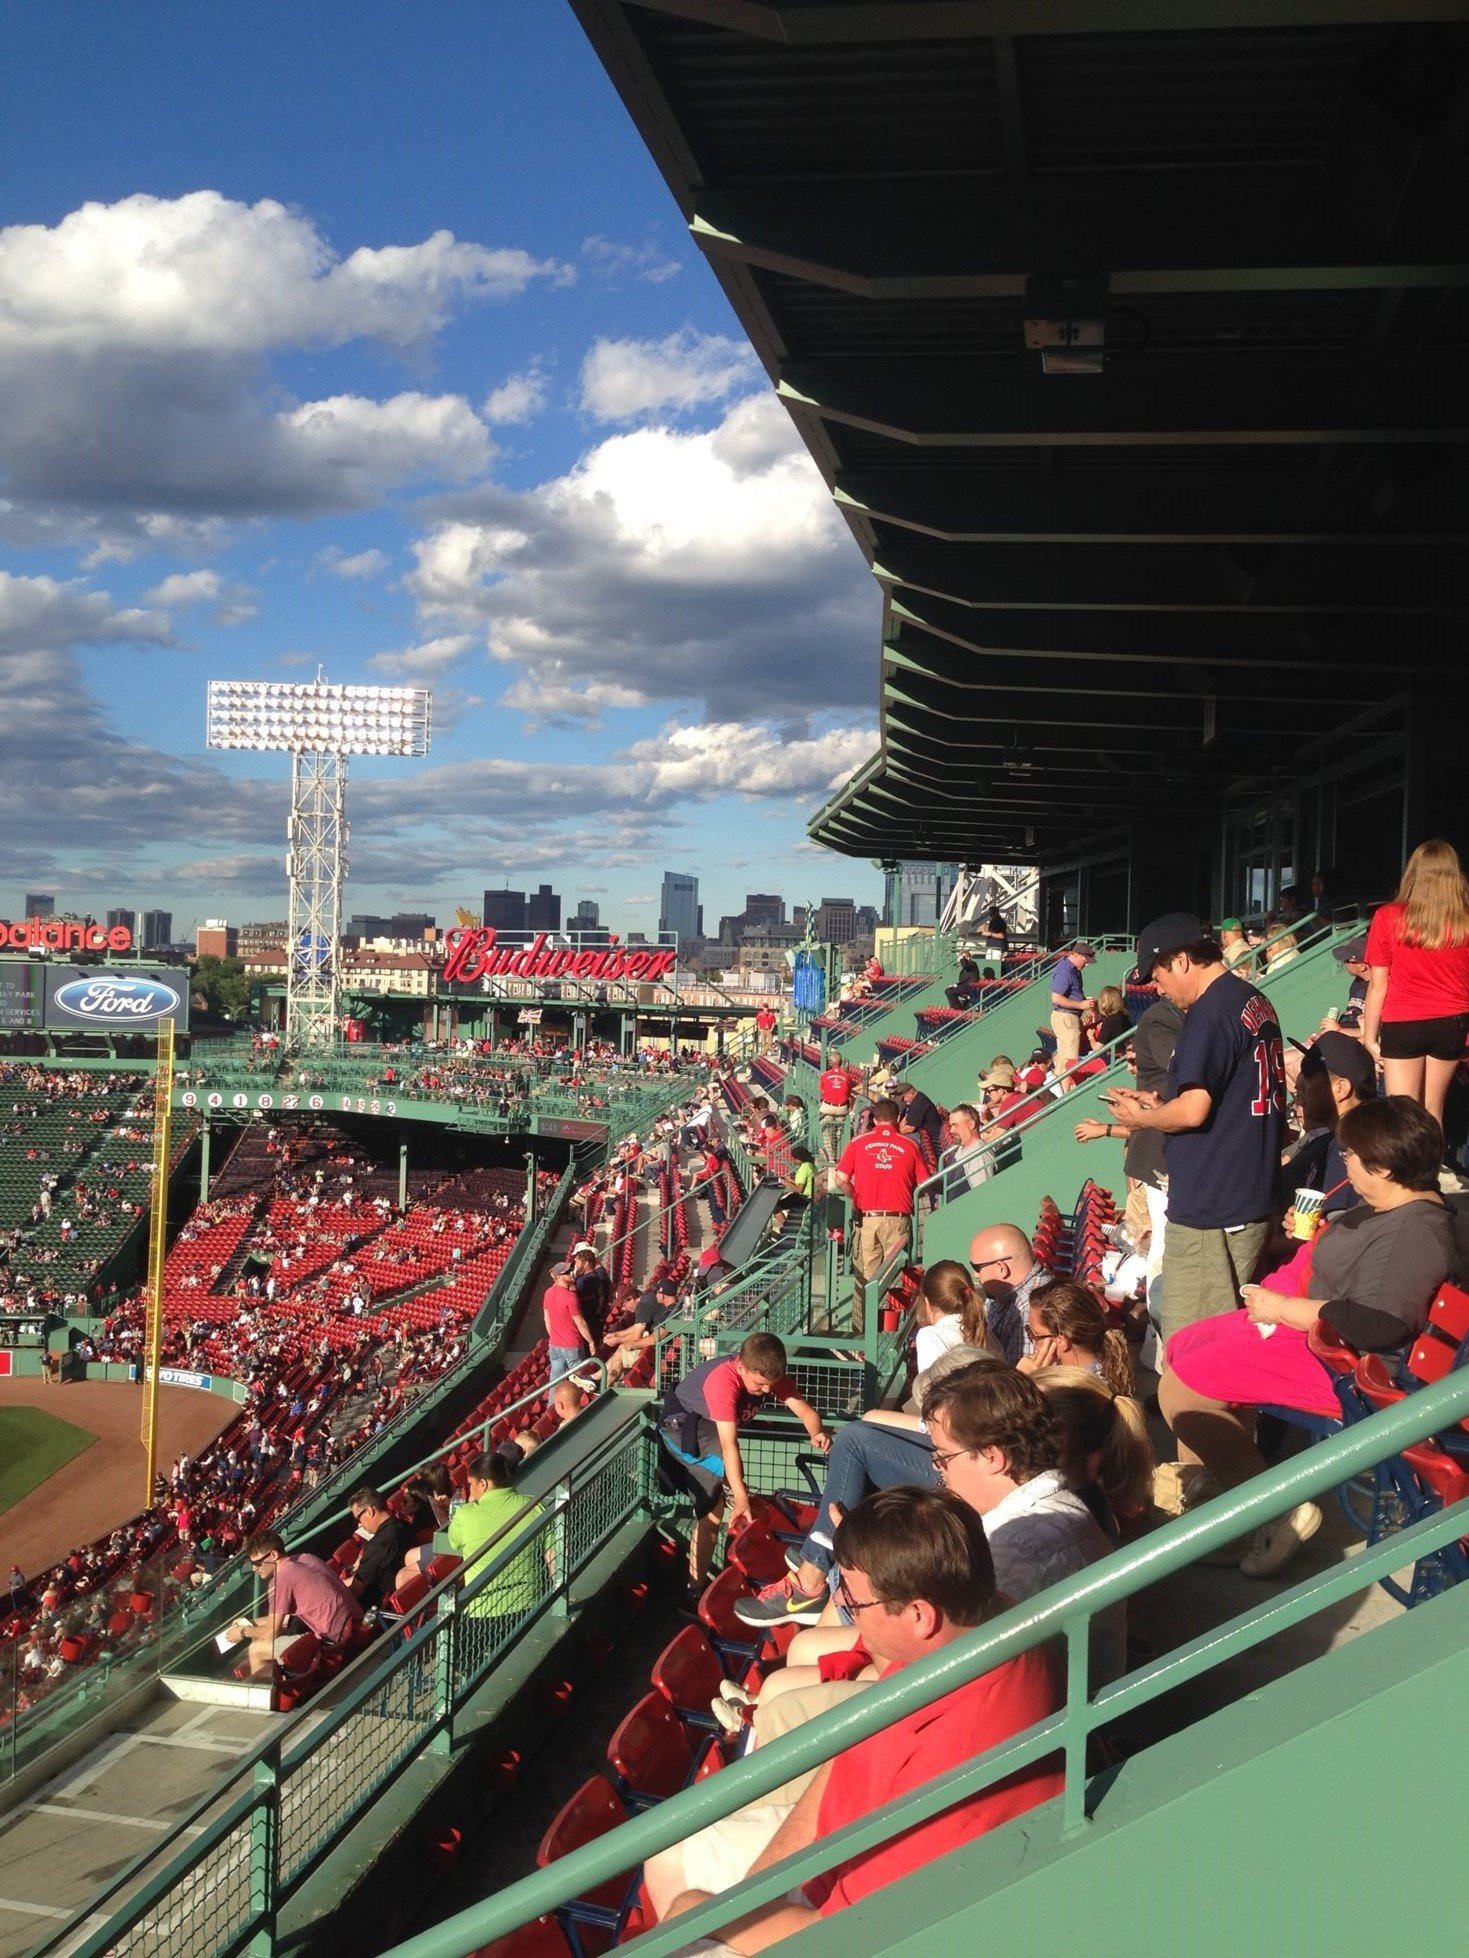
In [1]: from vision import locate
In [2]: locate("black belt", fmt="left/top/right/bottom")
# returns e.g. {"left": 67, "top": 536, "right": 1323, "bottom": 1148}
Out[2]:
{"left": 861, "top": 1210, "right": 908, "bottom": 1217}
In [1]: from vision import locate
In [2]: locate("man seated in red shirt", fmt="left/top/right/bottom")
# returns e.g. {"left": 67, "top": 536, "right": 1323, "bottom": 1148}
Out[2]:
{"left": 653, "top": 1484, "right": 1062, "bottom": 1943}
{"left": 230, "top": 1530, "right": 364, "bottom": 1681}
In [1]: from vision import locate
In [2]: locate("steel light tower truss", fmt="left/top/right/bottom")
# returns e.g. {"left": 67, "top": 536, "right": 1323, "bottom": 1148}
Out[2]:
{"left": 207, "top": 678, "right": 432, "bottom": 1050}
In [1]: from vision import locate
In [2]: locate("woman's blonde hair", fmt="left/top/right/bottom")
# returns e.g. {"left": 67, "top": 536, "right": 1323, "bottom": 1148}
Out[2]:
{"left": 1097, "top": 985, "right": 1124, "bottom": 1018}
{"left": 918, "top": 1259, "right": 994, "bottom": 1350}
{"left": 1029, "top": 1279, "right": 1134, "bottom": 1396}
{"left": 1030, "top": 1365, "right": 1154, "bottom": 1521}
{"left": 1395, "top": 838, "right": 1469, "bottom": 949}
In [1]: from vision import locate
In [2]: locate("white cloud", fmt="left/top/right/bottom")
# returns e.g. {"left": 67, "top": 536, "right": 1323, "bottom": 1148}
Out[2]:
{"left": 0, "top": 571, "right": 173, "bottom": 655}
{"left": 482, "top": 368, "right": 548, "bottom": 425}
{"left": 578, "top": 328, "right": 757, "bottom": 422}
{"left": 0, "top": 192, "right": 555, "bottom": 550}
{"left": 498, "top": 674, "right": 647, "bottom": 727}
{"left": 621, "top": 721, "right": 877, "bottom": 799}
{"left": 408, "top": 390, "right": 875, "bottom": 721}
{"left": 582, "top": 236, "right": 681, "bottom": 285}
{"left": 317, "top": 546, "right": 389, "bottom": 581}
{"left": 141, "top": 567, "right": 257, "bottom": 626}
{"left": 367, "top": 633, "right": 474, "bottom": 677}
{"left": 0, "top": 192, "right": 571, "bottom": 355}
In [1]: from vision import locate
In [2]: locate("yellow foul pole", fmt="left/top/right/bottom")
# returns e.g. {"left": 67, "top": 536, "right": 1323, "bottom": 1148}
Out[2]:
{"left": 141, "top": 1018, "right": 176, "bottom": 1506}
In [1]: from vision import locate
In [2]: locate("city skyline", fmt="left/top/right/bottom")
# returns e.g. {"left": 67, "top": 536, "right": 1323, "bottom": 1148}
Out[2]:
{"left": 0, "top": 5, "right": 882, "bottom": 935}
{"left": 4, "top": 864, "right": 882, "bottom": 949}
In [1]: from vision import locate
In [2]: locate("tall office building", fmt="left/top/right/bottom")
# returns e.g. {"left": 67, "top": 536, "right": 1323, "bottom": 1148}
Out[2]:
{"left": 882, "top": 861, "right": 961, "bottom": 929}
{"left": 348, "top": 912, "right": 435, "bottom": 940}
{"left": 659, "top": 871, "right": 700, "bottom": 946}
{"left": 813, "top": 897, "right": 858, "bottom": 943}
{"left": 140, "top": 910, "right": 173, "bottom": 949}
{"left": 106, "top": 907, "right": 136, "bottom": 934}
{"left": 525, "top": 884, "right": 562, "bottom": 931}
{"left": 24, "top": 893, "right": 55, "bottom": 918}
{"left": 482, "top": 889, "right": 527, "bottom": 931}
{"left": 572, "top": 899, "right": 600, "bottom": 929}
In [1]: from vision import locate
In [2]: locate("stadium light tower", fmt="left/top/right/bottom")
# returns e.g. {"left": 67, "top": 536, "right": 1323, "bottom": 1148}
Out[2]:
{"left": 206, "top": 676, "right": 432, "bottom": 1049}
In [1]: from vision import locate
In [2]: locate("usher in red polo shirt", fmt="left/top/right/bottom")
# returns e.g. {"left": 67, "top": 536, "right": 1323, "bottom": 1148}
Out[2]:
{"left": 804, "top": 1642, "right": 1062, "bottom": 1915}
{"left": 836, "top": 1123, "right": 926, "bottom": 1211}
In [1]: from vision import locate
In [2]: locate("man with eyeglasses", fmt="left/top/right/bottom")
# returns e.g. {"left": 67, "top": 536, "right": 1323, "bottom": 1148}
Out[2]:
{"left": 229, "top": 1529, "right": 363, "bottom": 1681}
{"left": 968, "top": 1221, "right": 1052, "bottom": 1364}
{"left": 651, "top": 1485, "right": 1062, "bottom": 1946}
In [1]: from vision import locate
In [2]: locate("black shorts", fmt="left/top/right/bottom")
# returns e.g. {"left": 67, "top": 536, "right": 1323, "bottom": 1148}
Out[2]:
{"left": 1379, "top": 1014, "right": 1469, "bottom": 1063}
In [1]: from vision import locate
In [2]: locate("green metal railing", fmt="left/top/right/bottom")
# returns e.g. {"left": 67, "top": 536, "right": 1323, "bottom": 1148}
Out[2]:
{"left": 45, "top": 1408, "right": 649, "bottom": 1958}
{"left": 380, "top": 1363, "right": 1469, "bottom": 1958}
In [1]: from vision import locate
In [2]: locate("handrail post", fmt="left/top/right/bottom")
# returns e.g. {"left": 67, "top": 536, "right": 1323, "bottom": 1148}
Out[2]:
{"left": 246, "top": 1744, "right": 280, "bottom": 1955}
{"left": 861, "top": 1235, "right": 882, "bottom": 1405}
{"left": 431, "top": 1587, "right": 459, "bottom": 1756}
{"left": 1060, "top": 1618, "right": 1091, "bottom": 1838}
{"left": 550, "top": 1474, "right": 571, "bottom": 1616}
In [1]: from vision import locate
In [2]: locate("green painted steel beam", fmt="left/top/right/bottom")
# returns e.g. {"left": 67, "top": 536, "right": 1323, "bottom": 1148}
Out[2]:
{"left": 779, "top": 357, "right": 1469, "bottom": 447}
{"left": 874, "top": 540, "right": 1468, "bottom": 613}
{"left": 693, "top": 183, "right": 1469, "bottom": 299}
{"left": 889, "top": 592, "right": 1446, "bottom": 675}
{"left": 621, "top": 0, "right": 1469, "bottom": 42}
{"left": 837, "top": 467, "right": 1469, "bottom": 545}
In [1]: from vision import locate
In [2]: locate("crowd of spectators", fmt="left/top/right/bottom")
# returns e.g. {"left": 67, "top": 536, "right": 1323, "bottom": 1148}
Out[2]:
{"left": 0, "top": 1066, "right": 161, "bottom": 1315}
{"left": 0, "top": 1121, "right": 545, "bottom": 1721}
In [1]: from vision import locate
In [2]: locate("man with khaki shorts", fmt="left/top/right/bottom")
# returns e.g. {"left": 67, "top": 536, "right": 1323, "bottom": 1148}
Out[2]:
{"left": 833, "top": 1098, "right": 925, "bottom": 1325}
{"left": 1049, "top": 942, "right": 1097, "bottom": 1087}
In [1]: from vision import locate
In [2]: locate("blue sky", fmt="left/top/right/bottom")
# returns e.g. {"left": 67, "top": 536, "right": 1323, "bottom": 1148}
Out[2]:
{"left": 0, "top": 1, "right": 884, "bottom": 939}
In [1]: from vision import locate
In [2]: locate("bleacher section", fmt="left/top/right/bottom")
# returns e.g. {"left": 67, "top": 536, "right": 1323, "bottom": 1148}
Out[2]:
{"left": 0, "top": 1119, "right": 549, "bottom": 1723}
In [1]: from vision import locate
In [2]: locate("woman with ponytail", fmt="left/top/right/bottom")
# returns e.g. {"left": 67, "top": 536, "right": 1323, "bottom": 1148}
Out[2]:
{"left": 1020, "top": 1279, "right": 1134, "bottom": 1396}
{"left": 1029, "top": 1364, "right": 1154, "bottom": 1538}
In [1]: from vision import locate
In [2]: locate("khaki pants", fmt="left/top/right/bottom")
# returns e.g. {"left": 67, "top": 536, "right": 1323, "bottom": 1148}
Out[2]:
{"left": 752, "top": 1678, "right": 868, "bottom": 1806}
{"left": 852, "top": 1211, "right": 910, "bottom": 1316}
{"left": 1051, "top": 1009, "right": 1082, "bottom": 1073}
{"left": 1159, "top": 1217, "right": 1272, "bottom": 1351}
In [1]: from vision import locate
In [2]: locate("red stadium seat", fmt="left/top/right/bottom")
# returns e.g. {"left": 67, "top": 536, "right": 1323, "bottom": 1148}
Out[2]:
{"left": 606, "top": 1690, "right": 693, "bottom": 1804}
{"left": 650, "top": 1626, "right": 723, "bottom": 1734}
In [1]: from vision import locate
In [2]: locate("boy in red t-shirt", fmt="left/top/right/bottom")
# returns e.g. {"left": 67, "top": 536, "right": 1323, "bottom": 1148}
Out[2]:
{"left": 660, "top": 1333, "right": 830, "bottom": 1590}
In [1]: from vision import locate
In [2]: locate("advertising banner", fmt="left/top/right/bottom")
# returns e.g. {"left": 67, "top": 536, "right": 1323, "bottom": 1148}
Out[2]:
{"left": 0, "top": 960, "right": 45, "bottom": 1030}
{"left": 44, "top": 965, "right": 191, "bottom": 1032}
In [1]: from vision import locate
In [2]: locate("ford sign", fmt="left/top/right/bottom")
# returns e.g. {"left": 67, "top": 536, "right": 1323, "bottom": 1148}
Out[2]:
{"left": 52, "top": 976, "right": 182, "bottom": 1024}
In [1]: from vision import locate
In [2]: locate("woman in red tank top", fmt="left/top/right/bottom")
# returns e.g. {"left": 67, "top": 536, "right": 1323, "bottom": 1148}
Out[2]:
{"left": 1363, "top": 838, "right": 1469, "bottom": 1134}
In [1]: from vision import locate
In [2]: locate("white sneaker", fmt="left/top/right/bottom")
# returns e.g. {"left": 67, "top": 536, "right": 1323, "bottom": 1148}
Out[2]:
{"left": 1239, "top": 1502, "right": 1322, "bottom": 1578}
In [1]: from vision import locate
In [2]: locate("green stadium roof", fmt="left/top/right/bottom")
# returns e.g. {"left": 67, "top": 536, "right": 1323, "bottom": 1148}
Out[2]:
{"left": 573, "top": 0, "right": 1469, "bottom": 862}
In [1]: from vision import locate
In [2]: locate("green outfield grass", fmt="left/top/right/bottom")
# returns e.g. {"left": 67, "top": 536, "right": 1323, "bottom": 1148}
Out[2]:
{"left": 0, "top": 1406, "right": 97, "bottom": 1517}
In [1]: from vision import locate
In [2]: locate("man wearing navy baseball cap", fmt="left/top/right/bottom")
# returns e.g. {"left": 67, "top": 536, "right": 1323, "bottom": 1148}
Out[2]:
{"left": 1105, "top": 912, "right": 1286, "bottom": 1348}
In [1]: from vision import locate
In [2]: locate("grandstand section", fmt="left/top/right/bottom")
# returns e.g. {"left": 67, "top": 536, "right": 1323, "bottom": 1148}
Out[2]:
{"left": 11, "top": 4, "right": 1469, "bottom": 1954}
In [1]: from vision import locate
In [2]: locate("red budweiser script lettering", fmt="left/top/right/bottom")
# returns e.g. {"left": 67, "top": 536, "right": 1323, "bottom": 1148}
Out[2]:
{"left": 442, "top": 928, "right": 678, "bottom": 986}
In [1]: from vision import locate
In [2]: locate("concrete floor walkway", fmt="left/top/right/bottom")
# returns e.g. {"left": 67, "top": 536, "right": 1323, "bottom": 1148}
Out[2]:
{"left": 0, "top": 1689, "right": 277, "bottom": 1958}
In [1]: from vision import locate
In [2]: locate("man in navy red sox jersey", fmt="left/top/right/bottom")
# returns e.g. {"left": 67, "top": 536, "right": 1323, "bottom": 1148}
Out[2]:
{"left": 1106, "top": 913, "right": 1286, "bottom": 1350}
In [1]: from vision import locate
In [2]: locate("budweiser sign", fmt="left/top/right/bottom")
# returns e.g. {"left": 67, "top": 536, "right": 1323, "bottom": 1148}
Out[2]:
{"left": 442, "top": 927, "right": 678, "bottom": 986}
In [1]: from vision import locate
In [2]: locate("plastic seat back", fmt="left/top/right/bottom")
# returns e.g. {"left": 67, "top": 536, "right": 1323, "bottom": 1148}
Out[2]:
{"left": 536, "top": 1774, "right": 631, "bottom": 1915}
{"left": 607, "top": 1690, "right": 692, "bottom": 1803}
{"left": 650, "top": 1625, "right": 723, "bottom": 1722}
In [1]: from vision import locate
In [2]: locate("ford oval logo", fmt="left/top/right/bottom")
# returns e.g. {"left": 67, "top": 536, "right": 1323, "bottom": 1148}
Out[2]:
{"left": 53, "top": 976, "right": 180, "bottom": 1023}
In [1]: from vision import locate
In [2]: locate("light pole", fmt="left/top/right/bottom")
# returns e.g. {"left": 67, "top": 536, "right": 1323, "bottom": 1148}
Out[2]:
{"left": 206, "top": 677, "right": 431, "bottom": 1050}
